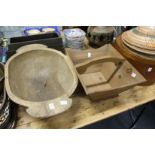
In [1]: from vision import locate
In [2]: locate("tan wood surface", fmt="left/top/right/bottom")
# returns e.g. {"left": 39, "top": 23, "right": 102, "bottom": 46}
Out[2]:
{"left": 16, "top": 84, "right": 155, "bottom": 128}
{"left": 15, "top": 39, "right": 155, "bottom": 129}
{"left": 66, "top": 45, "right": 146, "bottom": 100}
{"left": 5, "top": 46, "right": 78, "bottom": 118}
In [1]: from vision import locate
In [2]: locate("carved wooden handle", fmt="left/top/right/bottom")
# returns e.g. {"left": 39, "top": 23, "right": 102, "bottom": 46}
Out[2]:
{"left": 16, "top": 44, "right": 48, "bottom": 53}
{"left": 26, "top": 97, "right": 72, "bottom": 118}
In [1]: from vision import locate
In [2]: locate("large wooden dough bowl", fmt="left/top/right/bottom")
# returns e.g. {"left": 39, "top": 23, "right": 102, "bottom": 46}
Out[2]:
{"left": 5, "top": 45, "right": 78, "bottom": 118}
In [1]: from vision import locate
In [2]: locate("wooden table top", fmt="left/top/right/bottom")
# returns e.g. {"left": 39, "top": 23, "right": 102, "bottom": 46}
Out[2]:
{"left": 16, "top": 84, "right": 155, "bottom": 129}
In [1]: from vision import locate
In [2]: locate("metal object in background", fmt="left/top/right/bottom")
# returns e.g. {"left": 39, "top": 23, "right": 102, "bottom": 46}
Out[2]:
{"left": 87, "top": 26, "right": 114, "bottom": 48}
{"left": 0, "top": 38, "right": 9, "bottom": 63}
{"left": 113, "top": 26, "right": 127, "bottom": 38}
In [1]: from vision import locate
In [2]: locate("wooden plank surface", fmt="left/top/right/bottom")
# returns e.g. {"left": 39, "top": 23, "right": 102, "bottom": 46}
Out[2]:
{"left": 15, "top": 39, "right": 155, "bottom": 129}
{"left": 16, "top": 84, "right": 155, "bottom": 129}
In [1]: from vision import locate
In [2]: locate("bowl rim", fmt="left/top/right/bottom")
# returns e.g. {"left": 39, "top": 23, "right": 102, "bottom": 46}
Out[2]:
{"left": 5, "top": 46, "right": 78, "bottom": 116}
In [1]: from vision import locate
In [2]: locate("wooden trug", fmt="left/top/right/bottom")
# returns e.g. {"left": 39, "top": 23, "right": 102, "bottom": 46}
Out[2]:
{"left": 66, "top": 44, "right": 146, "bottom": 100}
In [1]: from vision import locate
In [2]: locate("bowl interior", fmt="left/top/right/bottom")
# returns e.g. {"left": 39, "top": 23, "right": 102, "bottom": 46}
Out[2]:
{"left": 8, "top": 50, "right": 75, "bottom": 102}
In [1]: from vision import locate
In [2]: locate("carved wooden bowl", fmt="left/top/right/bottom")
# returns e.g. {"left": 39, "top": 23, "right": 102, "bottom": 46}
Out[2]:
{"left": 5, "top": 45, "right": 78, "bottom": 118}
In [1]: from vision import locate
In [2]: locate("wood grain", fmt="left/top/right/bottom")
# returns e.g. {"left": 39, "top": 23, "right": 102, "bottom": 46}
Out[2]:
{"left": 114, "top": 35, "right": 155, "bottom": 84}
{"left": 66, "top": 44, "right": 146, "bottom": 100}
{"left": 15, "top": 39, "right": 155, "bottom": 129}
{"left": 16, "top": 84, "right": 155, "bottom": 129}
